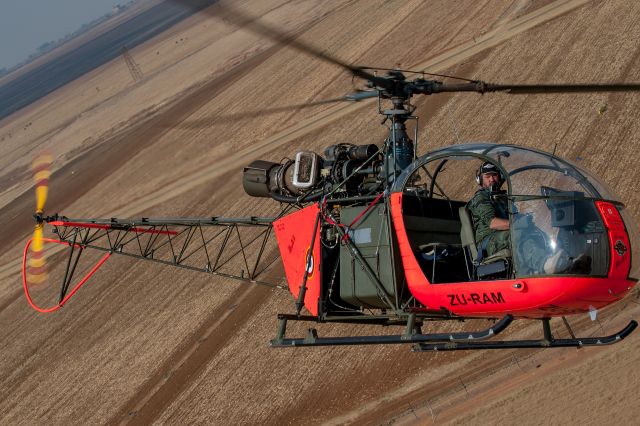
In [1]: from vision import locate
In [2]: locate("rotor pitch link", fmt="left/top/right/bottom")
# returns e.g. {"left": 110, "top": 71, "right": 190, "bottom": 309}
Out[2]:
{"left": 412, "top": 320, "right": 638, "bottom": 352}
{"left": 270, "top": 315, "right": 513, "bottom": 347}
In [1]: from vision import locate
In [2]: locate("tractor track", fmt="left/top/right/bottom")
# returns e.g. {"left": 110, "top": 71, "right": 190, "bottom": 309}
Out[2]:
{"left": 109, "top": 284, "right": 272, "bottom": 426}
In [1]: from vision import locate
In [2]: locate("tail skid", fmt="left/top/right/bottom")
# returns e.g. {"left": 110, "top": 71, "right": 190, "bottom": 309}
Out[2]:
{"left": 22, "top": 237, "right": 111, "bottom": 313}
{"left": 22, "top": 215, "right": 285, "bottom": 312}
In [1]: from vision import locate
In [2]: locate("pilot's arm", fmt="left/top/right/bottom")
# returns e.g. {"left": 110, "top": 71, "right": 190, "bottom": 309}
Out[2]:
{"left": 469, "top": 190, "right": 509, "bottom": 242}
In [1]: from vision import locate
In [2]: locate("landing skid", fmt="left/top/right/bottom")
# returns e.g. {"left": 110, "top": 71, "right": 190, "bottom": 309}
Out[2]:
{"left": 271, "top": 313, "right": 637, "bottom": 351}
{"left": 272, "top": 314, "right": 513, "bottom": 347}
{"left": 413, "top": 319, "right": 637, "bottom": 352}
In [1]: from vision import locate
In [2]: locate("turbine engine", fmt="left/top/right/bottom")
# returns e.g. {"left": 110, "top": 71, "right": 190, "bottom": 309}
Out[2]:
{"left": 243, "top": 143, "right": 381, "bottom": 202}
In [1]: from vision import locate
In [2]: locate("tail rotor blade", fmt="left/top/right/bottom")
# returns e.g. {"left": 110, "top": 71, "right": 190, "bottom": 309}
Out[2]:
{"left": 32, "top": 154, "right": 52, "bottom": 213}
{"left": 28, "top": 224, "right": 48, "bottom": 285}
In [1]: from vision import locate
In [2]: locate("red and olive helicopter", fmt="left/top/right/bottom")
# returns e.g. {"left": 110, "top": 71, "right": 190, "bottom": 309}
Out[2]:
{"left": 22, "top": 2, "right": 640, "bottom": 351}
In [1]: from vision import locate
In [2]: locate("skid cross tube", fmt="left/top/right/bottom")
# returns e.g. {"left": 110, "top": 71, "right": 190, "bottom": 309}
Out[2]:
{"left": 271, "top": 315, "right": 513, "bottom": 347}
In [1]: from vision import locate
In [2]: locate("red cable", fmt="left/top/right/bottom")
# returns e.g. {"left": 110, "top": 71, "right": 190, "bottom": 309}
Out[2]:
{"left": 346, "top": 191, "right": 385, "bottom": 229}
{"left": 341, "top": 191, "right": 386, "bottom": 242}
{"left": 22, "top": 238, "right": 111, "bottom": 313}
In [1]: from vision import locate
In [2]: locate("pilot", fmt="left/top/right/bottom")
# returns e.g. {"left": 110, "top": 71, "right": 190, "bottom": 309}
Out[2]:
{"left": 468, "top": 162, "right": 571, "bottom": 274}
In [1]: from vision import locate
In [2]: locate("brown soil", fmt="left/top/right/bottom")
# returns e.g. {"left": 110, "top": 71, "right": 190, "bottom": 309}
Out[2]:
{"left": 1, "top": 0, "right": 640, "bottom": 425}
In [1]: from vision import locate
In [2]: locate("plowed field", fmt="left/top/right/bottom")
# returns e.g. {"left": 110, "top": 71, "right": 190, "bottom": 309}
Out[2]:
{"left": 1, "top": 1, "right": 639, "bottom": 424}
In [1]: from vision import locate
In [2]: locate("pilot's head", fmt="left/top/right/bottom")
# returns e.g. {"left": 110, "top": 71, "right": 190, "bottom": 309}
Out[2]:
{"left": 476, "top": 162, "right": 504, "bottom": 189}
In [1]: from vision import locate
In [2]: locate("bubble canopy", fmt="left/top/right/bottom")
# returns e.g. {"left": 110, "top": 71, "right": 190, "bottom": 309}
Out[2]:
{"left": 393, "top": 143, "right": 618, "bottom": 201}
{"left": 392, "top": 143, "right": 638, "bottom": 281}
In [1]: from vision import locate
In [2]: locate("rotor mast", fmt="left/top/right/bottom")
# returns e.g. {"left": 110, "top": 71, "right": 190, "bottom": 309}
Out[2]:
{"left": 380, "top": 94, "right": 415, "bottom": 186}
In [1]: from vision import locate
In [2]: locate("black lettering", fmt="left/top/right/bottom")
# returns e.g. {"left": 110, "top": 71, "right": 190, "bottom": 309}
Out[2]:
{"left": 470, "top": 293, "right": 481, "bottom": 304}
{"left": 491, "top": 292, "right": 505, "bottom": 304}
{"left": 448, "top": 294, "right": 457, "bottom": 306}
{"left": 482, "top": 293, "right": 492, "bottom": 304}
{"left": 456, "top": 294, "right": 468, "bottom": 305}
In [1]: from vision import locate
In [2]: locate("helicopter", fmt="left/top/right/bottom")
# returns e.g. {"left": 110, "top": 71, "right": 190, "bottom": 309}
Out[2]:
{"left": 21, "top": 1, "right": 640, "bottom": 352}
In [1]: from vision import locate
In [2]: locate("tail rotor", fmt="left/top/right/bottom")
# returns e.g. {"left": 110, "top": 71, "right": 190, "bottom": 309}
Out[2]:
{"left": 27, "top": 154, "right": 52, "bottom": 286}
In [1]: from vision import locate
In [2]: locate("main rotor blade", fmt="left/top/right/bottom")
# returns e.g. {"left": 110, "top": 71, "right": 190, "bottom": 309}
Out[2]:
{"left": 173, "top": 91, "right": 378, "bottom": 128}
{"left": 169, "top": 0, "right": 380, "bottom": 83}
{"left": 485, "top": 82, "right": 640, "bottom": 94}
{"left": 431, "top": 82, "right": 640, "bottom": 94}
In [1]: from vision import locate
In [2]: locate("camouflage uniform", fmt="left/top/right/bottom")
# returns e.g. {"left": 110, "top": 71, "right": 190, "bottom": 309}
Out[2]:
{"left": 468, "top": 189, "right": 510, "bottom": 256}
{"left": 468, "top": 188, "right": 547, "bottom": 274}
